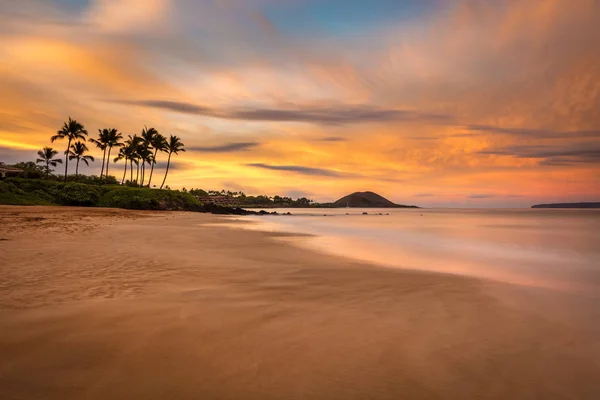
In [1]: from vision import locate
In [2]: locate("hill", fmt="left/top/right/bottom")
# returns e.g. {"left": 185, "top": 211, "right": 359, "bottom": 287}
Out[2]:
{"left": 332, "top": 191, "right": 418, "bottom": 208}
{"left": 531, "top": 202, "right": 600, "bottom": 209}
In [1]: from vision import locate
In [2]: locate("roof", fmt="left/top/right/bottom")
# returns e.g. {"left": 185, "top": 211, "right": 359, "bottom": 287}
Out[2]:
{"left": 0, "top": 166, "right": 24, "bottom": 173}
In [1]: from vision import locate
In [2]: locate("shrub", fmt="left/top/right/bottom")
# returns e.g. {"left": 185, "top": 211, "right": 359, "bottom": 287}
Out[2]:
{"left": 99, "top": 188, "right": 160, "bottom": 210}
{"left": 4, "top": 178, "right": 63, "bottom": 197}
{"left": 1, "top": 178, "right": 204, "bottom": 212}
{"left": 0, "top": 181, "right": 52, "bottom": 205}
{"left": 98, "top": 187, "right": 201, "bottom": 211}
{"left": 12, "top": 162, "right": 45, "bottom": 179}
{"left": 65, "top": 174, "right": 119, "bottom": 185}
{"left": 56, "top": 182, "right": 102, "bottom": 206}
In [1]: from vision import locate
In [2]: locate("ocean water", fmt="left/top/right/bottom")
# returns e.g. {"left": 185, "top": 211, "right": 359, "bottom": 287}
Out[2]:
{"left": 237, "top": 208, "right": 600, "bottom": 296}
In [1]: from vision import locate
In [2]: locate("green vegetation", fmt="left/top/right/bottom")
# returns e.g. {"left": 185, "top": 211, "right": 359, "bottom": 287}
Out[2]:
{"left": 0, "top": 178, "right": 202, "bottom": 211}
{"left": 10, "top": 161, "right": 45, "bottom": 180}
{"left": 186, "top": 188, "right": 316, "bottom": 208}
{"left": 98, "top": 186, "right": 201, "bottom": 211}
{"left": 0, "top": 180, "right": 54, "bottom": 206}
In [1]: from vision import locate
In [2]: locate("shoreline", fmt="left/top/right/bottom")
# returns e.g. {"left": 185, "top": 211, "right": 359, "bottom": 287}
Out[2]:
{"left": 1, "top": 205, "right": 599, "bottom": 399}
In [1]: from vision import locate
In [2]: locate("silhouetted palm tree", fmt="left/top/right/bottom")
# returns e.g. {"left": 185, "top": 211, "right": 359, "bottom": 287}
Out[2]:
{"left": 36, "top": 146, "right": 62, "bottom": 178}
{"left": 160, "top": 135, "right": 185, "bottom": 189}
{"left": 67, "top": 141, "right": 95, "bottom": 176}
{"left": 51, "top": 117, "right": 88, "bottom": 181}
{"left": 105, "top": 129, "right": 123, "bottom": 179}
{"left": 147, "top": 133, "right": 167, "bottom": 187}
{"left": 91, "top": 128, "right": 122, "bottom": 180}
{"left": 139, "top": 127, "right": 157, "bottom": 186}
{"left": 139, "top": 146, "right": 153, "bottom": 187}
{"left": 89, "top": 129, "right": 110, "bottom": 178}
{"left": 114, "top": 147, "right": 128, "bottom": 184}
{"left": 123, "top": 135, "right": 142, "bottom": 185}
{"left": 134, "top": 157, "right": 140, "bottom": 185}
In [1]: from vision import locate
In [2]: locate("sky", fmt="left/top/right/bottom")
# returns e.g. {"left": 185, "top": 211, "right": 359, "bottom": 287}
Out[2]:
{"left": 1, "top": 0, "right": 599, "bottom": 207}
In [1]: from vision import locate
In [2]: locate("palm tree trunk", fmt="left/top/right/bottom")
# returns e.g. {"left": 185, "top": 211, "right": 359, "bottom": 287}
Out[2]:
{"left": 76, "top": 158, "right": 80, "bottom": 176}
{"left": 64, "top": 139, "right": 71, "bottom": 182}
{"left": 148, "top": 149, "right": 158, "bottom": 187}
{"left": 106, "top": 147, "right": 112, "bottom": 179}
{"left": 136, "top": 162, "right": 140, "bottom": 186}
{"left": 160, "top": 152, "right": 172, "bottom": 189}
{"left": 130, "top": 160, "right": 133, "bottom": 183}
{"left": 100, "top": 147, "right": 107, "bottom": 178}
{"left": 45, "top": 161, "right": 50, "bottom": 179}
{"left": 121, "top": 159, "right": 127, "bottom": 185}
{"left": 141, "top": 163, "right": 145, "bottom": 187}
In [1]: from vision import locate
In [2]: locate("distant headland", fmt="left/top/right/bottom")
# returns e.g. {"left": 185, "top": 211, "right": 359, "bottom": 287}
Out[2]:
{"left": 331, "top": 191, "right": 418, "bottom": 208}
{"left": 531, "top": 202, "right": 600, "bottom": 209}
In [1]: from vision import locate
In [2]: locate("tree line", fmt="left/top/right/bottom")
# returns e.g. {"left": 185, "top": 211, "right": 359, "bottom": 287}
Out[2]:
{"left": 36, "top": 117, "right": 185, "bottom": 189}
{"left": 182, "top": 188, "right": 314, "bottom": 207}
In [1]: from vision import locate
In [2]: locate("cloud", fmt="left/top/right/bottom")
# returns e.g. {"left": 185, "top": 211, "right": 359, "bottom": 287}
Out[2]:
{"left": 115, "top": 100, "right": 600, "bottom": 141}
{"left": 465, "top": 125, "right": 600, "bottom": 140}
{"left": 245, "top": 163, "right": 351, "bottom": 177}
{"left": 188, "top": 142, "right": 259, "bottom": 153}
{"left": 84, "top": 0, "right": 172, "bottom": 33}
{"left": 479, "top": 143, "right": 600, "bottom": 165}
{"left": 469, "top": 194, "right": 494, "bottom": 199}
{"left": 112, "top": 99, "right": 453, "bottom": 126}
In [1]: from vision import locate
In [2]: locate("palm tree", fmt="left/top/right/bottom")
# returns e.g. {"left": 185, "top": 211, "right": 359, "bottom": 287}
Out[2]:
{"left": 51, "top": 117, "right": 88, "bottom": 181}
{"left": 123, "top": 135, "right": 141, "bottom": 185}
{"left": 147, "top": 133, "right": 167, "bottom": 187}
{"left": 90, "top": 128, "right": 122, "bottom": 180}
{"left": 89, "top": 129, "right": 110, "bottom": 178}
{"left": 134, "top": 157, "right": 140, "bottom": 185}
{"left": 160, "top": 135, "right": 185, "bottom": 189}
{"left": 36, "top": 147, "right": 62, "bottom": 178}
{"left": 114, "top": 147, "right": 128, "bottom": 185}
{"left": 139, "top": 127, "right": 156, "bottom": 187}
{"left": 139, "top": 146, "right": 153, "bottom": 187}
{"left": 67, "top": 141, "right": 95, "bottom": 176}
{"left": 105, "top": 129, "right": 123, "bottom": 179}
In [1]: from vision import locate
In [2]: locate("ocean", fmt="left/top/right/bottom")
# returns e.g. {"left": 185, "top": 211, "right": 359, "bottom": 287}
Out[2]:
{"left": 236, "top": 208, "right": 600, "bottom": 296}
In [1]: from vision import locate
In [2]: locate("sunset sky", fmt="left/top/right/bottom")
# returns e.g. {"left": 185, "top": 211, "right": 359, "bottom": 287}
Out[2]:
{"left": 1, "top": 0, "right": 599, "bottom": 207}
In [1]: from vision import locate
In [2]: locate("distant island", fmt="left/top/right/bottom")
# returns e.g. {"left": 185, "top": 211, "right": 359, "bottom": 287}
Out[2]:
{"left": 531, "top": 202, "right": 600, "bottom": 209}
{"left": 331, "top": 191, "right": 418, "bottom": 208}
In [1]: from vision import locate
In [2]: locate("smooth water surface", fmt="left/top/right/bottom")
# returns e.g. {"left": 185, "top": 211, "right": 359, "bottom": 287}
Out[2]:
{"left": 237, "top": 208, "right": 600, "bottom": 295}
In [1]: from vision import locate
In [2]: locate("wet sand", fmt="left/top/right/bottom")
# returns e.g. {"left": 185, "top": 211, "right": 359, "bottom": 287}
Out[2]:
{"left": 0, "top": 206, "right": 599, "bottom": 399}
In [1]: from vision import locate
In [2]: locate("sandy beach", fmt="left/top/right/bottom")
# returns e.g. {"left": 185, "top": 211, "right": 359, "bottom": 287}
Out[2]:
{"left": 1, "top": 206, "right": 599, "bottom": 399}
